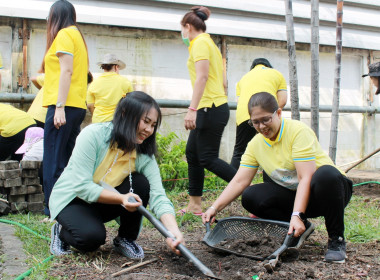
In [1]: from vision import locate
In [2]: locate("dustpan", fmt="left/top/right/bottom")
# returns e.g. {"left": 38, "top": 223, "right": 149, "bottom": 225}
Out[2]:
{"left": 202, "top": 217, "right": 290, "bottom": 260}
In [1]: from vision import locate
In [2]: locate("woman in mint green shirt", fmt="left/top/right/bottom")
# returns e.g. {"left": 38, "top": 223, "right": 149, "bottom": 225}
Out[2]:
{"left": 49, "top": 91, "right": 183, "bottom": 259}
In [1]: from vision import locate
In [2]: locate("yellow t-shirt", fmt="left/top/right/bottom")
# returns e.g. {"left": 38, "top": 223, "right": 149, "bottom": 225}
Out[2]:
{"left": 87, "top": 72, "right": 133, "bottom": 123}
{"left": 27, "top": 75, "right": 47, "bottom": 123}
{"left": 187, "top": 33, "right": 227, "bottom": 109}
{"left": 93, "top": 147, "right": 137, "bottom": 187}
{"left": 43, "top": 26, "right": 88, "bottom": 109}
{"left": 240, "top": 118, "right": 345, "bottom": 190}
{"left": 0, "top": 104, "right": 36, "bottom": 137}
{"left": 236, "top": 65, "right": 287, "bottom": 125}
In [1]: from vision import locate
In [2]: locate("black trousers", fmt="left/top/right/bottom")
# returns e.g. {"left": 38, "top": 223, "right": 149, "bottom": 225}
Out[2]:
{"left": 186, "top": 103, "right": 237, "bottom": 196}
{"left": 230, "top": 120, "right": 257, "bottom": 169}
{"left": 56, "top": 173, "right": 150, "bottom": 252}
{"left": 241, "top": 165, "right": 352, "bottom": 238}
{"left": 0, "top": 124, "right": 36, "bottom": 161}
{"left": 43, "top": 106, "right": 86, "bottom": 216}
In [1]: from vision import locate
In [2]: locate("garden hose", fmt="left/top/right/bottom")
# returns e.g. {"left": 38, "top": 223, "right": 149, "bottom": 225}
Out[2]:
{"left": 0, "top": 218, "right": 53, "bottom": 280}
{"left": 0, "top": 180, "right": 379, "bottom": 279}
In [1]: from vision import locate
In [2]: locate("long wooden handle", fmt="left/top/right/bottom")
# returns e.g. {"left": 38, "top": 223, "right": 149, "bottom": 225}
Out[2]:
{"left": 344, "top": 147, "right": 380, "bottom": 173}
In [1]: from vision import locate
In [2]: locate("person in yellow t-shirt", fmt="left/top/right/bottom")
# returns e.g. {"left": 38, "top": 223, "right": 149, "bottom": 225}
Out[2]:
{"left": 180, "top": 6, "right": 237, "bottom": 215}
{"left": 231, "top": 58, "right": 288, "bottom": 169}
{"left": 40, "top": 0, "right": 89, "bottom": 216}
{"left": 0, "top": 104, "right": 36, "bottom": 161}
{"left": 203, "top": 92, "right": 353, "bottom": 264}
{"left": 87, "top": 54, "right": 133, "bottom": 123}
{"left": 28, "top": 74, "right": 47, "bottom": 128}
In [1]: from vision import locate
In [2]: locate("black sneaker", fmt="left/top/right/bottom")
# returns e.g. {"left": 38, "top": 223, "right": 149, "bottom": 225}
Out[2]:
{"left": 50, "top": 223, "right": 71, "bottom": 256}
{"left": 113, "top": 236, "right": 144, "bottom": 259}
{"left": 325, "top": 236, "right": 346, "bottom": 263}
{"left": 289, "top": 220, "right": 315, "bottom": 249}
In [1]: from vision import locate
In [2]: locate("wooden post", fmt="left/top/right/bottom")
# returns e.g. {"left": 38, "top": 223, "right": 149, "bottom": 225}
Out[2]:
{"left": 311, "top": 0, "right": 320, "bottom": 138}
{"left": 284, "top": 0, "right": 300, "bottom": 120}
{"left": 329, "top": 0, "right": 344, "bottom": 163}
{"left": 221, "top": 36, "right": 228, "bottom": 95}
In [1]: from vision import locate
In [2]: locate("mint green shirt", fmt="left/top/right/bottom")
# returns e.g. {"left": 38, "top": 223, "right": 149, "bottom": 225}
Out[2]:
{"left": 49, "top": 122, "right": 175, "bottom": 220}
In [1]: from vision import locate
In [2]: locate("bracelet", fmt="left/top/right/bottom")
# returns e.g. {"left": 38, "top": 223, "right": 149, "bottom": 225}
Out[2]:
{"left": 209, "top": 206, "right": 217, "bottom": 213}
{"left": 188, "top": 106, "right": 197, "bottom": 111}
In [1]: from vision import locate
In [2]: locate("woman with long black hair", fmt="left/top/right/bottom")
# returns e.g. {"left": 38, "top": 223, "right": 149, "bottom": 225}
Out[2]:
{"left": 49, "top": 91, "right": 184, "bottom": 258}
{"left": 41, "top": 0, "right": 88, "bottom": 216}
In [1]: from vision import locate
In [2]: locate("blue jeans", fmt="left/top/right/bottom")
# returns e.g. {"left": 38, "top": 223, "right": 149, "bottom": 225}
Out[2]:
{"left": 43, "top": 106, "right": 85, "bottom": 216}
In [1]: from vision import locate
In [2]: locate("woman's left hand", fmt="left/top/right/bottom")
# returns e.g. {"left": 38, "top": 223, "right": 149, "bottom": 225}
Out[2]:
{"left": 184, "top": 110, "right": 197, "bottom": 130}
{"left": 165, "top": 231, "right": 184, "bottom": 256}
{"left": 288, "top": 215, "right": 306, "bottom": 237}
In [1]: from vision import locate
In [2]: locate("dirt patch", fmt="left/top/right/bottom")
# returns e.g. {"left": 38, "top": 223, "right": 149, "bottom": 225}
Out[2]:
{"left": 353, "top": 184, "right": 380, "bottom": 199}
{"left": 47, "top": 221, "right": 380, "bottom": 280}
{"left": 214, "top": 236, "right": 283, "bottom": 259}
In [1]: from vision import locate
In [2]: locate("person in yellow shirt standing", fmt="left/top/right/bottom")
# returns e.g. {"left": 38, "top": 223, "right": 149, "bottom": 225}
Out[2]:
{"left": 28, "top": 74, "right": 48, "bottom": 128}
{"left": 87, "top": 53, "right": 133, "bottom": 123}
{"left": 180, "top": 6, "right": 237, "bottom": 214}
{"left": 231, "top": 58, "right": 287, "bottom": 169}
{"left": 41, "top": 0, "right": 88, "bottom": 216}
{"left": 203, "top": 92, "right": 352, "bottom": 264}
{"left": 0, "top": 104, "right": 36, "bottom": 161}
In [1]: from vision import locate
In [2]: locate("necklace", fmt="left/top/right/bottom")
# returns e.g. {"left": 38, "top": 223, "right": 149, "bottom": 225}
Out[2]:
{"left": 100, "top": 150, "right": 133, "bottom": 192}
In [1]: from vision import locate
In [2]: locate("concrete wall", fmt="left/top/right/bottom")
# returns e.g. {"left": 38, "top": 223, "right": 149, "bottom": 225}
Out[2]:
{"left": 0, "top": 16, "right": 379, "bottom": 169}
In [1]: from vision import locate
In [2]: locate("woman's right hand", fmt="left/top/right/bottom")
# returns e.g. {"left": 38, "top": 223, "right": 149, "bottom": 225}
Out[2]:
{"left": 54, "top": 107, "right": 66, "bottom": 129}
{"left": 184, "top": 110, "right": 197, "bottom": 130}
{"left": 202, "top": 207, "right": 217, "bottom": 224}
{"left": 121, "top": 193, "right": 142, "bottom": 212}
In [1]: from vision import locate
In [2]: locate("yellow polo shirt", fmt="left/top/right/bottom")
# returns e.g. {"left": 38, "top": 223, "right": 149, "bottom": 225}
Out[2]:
{"left": 0, "top": 104, "right": 36, "bottom": 137}
{"left": 28, "top": 75, "right": 47, "bottom": 123}
{"left": 241, "top": 118, "right": 345, "bottom": 190}
{"left": 236, "top": 65, "right": 287, "bottom": 125}
{"left": 93, "top": 148, "right": 137, "bottom": 187}
{"left": 43, "top": 26, "right": 88, "bottom": 109}
{"left": 87, "top": 72, "right": 133, "bottom": 123}
{"left": 187, "top": 33, "right": 227, "bottom": 109}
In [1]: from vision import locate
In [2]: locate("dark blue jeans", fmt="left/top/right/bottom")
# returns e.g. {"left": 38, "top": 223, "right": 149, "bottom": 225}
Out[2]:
{"left": 186, "top": 103, "right": 237, "bottom": 196}
{"left": 43, "top": 105, "right": 85, "bottom": 216}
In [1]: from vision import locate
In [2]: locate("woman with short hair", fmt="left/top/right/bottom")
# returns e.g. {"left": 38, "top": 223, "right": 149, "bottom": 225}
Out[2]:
{"left": 203, "top": 92, "right": 352, "bottom": 264}
{"left": 49, "top": 91, "right": 184, "bottom": 258}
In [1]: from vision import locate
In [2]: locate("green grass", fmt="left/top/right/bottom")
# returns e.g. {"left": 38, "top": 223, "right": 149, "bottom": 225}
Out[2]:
{"left": 1, "top": 180, "right": 378, "bottom": 279}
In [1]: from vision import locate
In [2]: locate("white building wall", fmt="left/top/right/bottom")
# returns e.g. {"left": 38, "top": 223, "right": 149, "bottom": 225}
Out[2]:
{"left": 1, "top": 0, "right": 380, "bottom": 169}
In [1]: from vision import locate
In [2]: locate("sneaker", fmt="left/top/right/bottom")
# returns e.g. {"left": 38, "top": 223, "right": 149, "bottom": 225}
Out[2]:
{"left": 325, "top": 236, "right": 346, "bottom": 263}
{"left": 113, "top": 236, "right": 144, "bottom": 259}
{"left": 289, "top": 220, "right": 315, "bottom": 249}
{"left": 50, "top": 223, "right": 71, "bottom": 256}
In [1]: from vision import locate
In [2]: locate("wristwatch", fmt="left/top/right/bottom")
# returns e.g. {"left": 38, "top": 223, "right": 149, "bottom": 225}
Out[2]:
{"left": 56, "top": 102, "right": 64, "bottom": 108}
{"left": 291, "top": 211, "right": 307, "bottom": 223}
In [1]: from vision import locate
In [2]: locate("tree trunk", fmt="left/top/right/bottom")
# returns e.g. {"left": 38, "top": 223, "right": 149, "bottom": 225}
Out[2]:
{"left": 311, "top": 0, "right": 320, "bottom": 138}
{"left": 329, "top": 0, "right": 344, "bottom": 163}
{"left": 284, "top": 0, "right": 300, "bottom": 120}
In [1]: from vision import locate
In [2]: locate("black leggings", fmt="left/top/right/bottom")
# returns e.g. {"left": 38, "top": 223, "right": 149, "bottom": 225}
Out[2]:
{"left": 56, "top": 173, "right": 150, "bottom": 252}
{"left": 230, "top": 120, "right": 257, "bottom": 169}
{"left": 186, "top": 103, "right": 237, "bottom": 196}
{"left": 242, "top": 165, "right": 352, "bottom": 238}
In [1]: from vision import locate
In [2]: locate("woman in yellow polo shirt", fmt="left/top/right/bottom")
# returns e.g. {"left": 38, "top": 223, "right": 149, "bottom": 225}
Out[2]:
{"left": 0, "top": 104, "right": 36, "bottom": 161}
{"left": 40, "top": 0, "right": 88, "bottom": 216}
{"left": 203, "top": 92, "right": 353, "bottom": 264}
{"left": 180, "top": 6, "right": 237, "bottom": 214}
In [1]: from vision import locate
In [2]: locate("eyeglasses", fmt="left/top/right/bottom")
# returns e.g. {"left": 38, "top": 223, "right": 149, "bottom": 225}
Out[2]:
{"left": 248, "top": 110, "right": 277, "bottom": 127}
